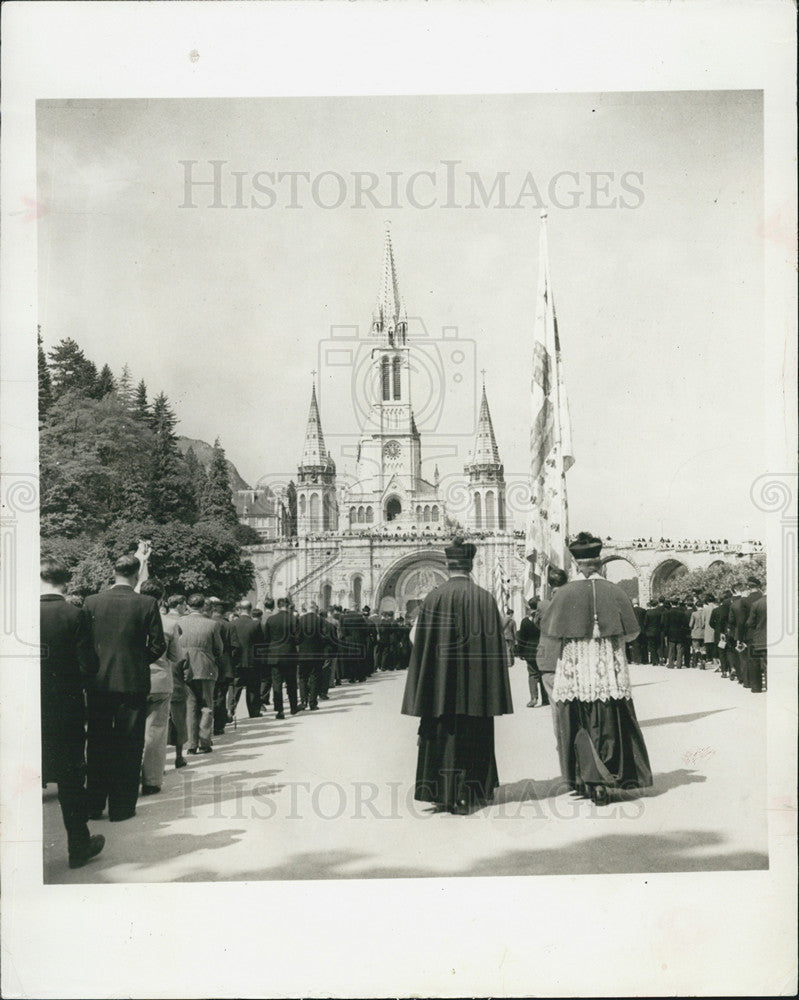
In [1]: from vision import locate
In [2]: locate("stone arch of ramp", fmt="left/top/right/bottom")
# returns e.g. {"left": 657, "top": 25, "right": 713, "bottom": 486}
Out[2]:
{"left": 601, "top": 553, "right": 642, "bottom": 601}
{"left": 376, "top": 549, "right": 448, "bottom": 616}
{"left": 601, "top": 551, "right": 643, "bottom": 575}
{"left": 650, "top": 557, "right": 690, "bottom": 598}
{"left": 269, "top": 552, "right": 299, "bottom": 598}
{"left": 248, "top": 569, "right": 270, "bottom": 605}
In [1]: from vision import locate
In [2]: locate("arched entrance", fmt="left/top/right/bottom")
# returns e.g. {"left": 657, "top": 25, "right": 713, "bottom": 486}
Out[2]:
{"left": 385, "top": 496, "right": 402, "bottom": 522}
{"left": 650, "top": 558, "right": 689, "bottom": 599}
{"left": 376, "top": 550, "right": 448, "bottom": 616}
{"left": 352, "top": 575, "right": 362, "bottom": 610}
{"left": 602, "top": 555, "right": 641, "bottom": 602}
{"left": 321, "top": 582, "right": 332, "bottom": 610}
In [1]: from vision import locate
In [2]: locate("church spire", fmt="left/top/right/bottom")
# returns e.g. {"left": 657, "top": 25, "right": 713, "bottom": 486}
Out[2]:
{"left": 470, "top": 384, "right": 502, "bottom": 468}
{"left": 300, "top": 380, "right": 334, "bottom": 471}
{"left": 372, "top": 223, "right": 407, "bottom": 345}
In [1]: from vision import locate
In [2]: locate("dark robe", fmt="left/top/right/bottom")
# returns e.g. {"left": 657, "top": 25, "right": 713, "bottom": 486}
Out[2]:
{"left": 339, "top": 612, "right": 369, "bottom": 681}
{"left": 541, "top": 577, "right": 640, "bottom": 640}
{"left": 402, "top": 576, "right": 512, "bottom": 810}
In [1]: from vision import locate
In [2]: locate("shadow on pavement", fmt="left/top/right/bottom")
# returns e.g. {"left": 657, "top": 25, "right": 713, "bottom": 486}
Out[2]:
{"left": 639, "top": 709, "right": 732, "bottom": 728}
{"left": 163, "top": 828, "right": 768, "bottom": 882}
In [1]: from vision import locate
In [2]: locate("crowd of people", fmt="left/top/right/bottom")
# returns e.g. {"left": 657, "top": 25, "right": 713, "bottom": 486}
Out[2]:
{"left": 628, "top": 582, "right": 767, "bottom": 692}
{"left": 505, "top": 578, "right": 768, "bottom": 700}
{"left": 41, "top": 536, "right": 767, "bottom": 865}
{"left": 40, "top": 552, "right": 411, "bottom": 869}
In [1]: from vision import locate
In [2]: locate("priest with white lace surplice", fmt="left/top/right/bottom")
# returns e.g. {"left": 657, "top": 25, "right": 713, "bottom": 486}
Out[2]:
{"left": 542, "top": 532, "right": 653, "bottom": 806}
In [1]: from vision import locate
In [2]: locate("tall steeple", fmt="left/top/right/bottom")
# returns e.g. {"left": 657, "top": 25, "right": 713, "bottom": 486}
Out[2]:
{"left": 372, "top": 223, "right": 407, "bottom": 345}
{"left": 297, "top": 379, "right": 337, "bottom": 535}
{"left": 465, "top": 379, "right": 507, "bottom": 531}
{"left": 300, "top": 382, "right": 332, "bottom": 470}
{"left": 470, "top": 384, "right": 502, "bottom": 467}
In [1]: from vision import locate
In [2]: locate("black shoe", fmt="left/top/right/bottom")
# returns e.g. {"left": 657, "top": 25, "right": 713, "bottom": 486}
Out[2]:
{"left": 290, "top": 706, "right": 304, "bottom": 714}
{"left": 87, "top": 810, "right": 104, "bottom": 821}
{"left": 141, "top": 784, "right": 161, "bottom": 796}
{"left": 69, "top": 834, "right": 105, "bottom": 869}
{"left": 186, "top": 748, "right": 198, "bottom": 755}
{"left": 275, "top": 712, "right": 285, "bottom": 720}
{"left": 175, "top": 757, "right": 187, "bottom": 769}
{"left": 196, "top": 746, "right": 213, "bottom": 754}
{"left": 319, "top": 694, "right": 330, "bottom": 700}
{"left": 309, "top": 704, "right": 319, "bottom": 711}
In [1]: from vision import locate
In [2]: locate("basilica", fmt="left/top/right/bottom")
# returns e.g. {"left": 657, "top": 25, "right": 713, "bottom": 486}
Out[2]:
{"left": 235, "top": 226, "right": 749, "bottom": 614}
{"left": 236, "top": 227, "right": 524, "bottom": 616}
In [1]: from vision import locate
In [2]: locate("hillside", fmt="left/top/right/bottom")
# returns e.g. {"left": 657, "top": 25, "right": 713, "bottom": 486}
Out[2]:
{"left": 177, "top": 436, "right": 251, "bottom": 492}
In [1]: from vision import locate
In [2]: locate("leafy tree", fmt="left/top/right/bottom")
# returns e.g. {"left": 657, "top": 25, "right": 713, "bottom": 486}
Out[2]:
{"left": 47, "top": 337, "right": 98, "bottom": 398}
{"left": 198, "top": 438, "right": 239, "bottom": 529}
{"left": 69, "top": 543, "right": 115, "bottom": 597}
{"left": 38, "top": 329, "right": 53, "bottom": 420}
{"left": 134, "top": 379, "right": 150, "bottom": 423}
{"left": 661, "top": 553, "right": 766, "bottom": 602}
{"left": 104, "top": 519, "right": 255, "bottom": 604}
{"left": 96, "top": 364, "right": 116, "bottom": 397}
{"left": 235, "top": 522, "right": 263, "bottom": 546}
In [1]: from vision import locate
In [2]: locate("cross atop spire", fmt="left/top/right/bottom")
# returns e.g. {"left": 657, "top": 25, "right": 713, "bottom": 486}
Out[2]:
{"left": 373, "top": 223, "right": 407, "bottom": 345}
{"left": 299, "top": 381, "right": 334, "bottom": 471}
{"left": 469, "top": 384, "right": 502, "bottom": 468}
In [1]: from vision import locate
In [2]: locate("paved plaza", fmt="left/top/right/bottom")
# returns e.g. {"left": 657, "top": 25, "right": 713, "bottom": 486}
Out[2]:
{"left": 43, "top": 661, "right": 768, "bottom": 883}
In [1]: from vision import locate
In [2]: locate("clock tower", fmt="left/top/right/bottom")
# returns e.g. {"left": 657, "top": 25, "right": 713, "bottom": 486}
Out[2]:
{"left": 354, "top": 225, "right": 422, "bottom": 497}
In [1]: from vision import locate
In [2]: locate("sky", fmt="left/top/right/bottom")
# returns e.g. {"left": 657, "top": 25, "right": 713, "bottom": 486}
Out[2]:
{"left": 37, "top": 91, "right": 765, "bottom": 540}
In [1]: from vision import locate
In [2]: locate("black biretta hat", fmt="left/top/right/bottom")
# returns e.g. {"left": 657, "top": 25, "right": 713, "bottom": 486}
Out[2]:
{"left": 445, "top": 536, "right": 476, "bottom": 571}
{"left": 567, "top": 531, "right": 603, "bottom": 560}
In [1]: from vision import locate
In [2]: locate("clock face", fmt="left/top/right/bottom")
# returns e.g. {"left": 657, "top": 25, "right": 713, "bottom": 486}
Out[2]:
{"left": 383, "top": 439, "right": 401, "bottom": 459}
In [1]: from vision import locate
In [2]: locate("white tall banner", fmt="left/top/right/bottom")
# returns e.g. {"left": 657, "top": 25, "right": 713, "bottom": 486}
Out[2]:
{"left": 525, "top": 214, "right": 575, "bottom": 597}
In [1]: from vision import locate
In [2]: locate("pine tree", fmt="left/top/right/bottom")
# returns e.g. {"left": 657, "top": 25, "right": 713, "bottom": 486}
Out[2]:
{"left": 149, "top": 394, "right": 198, "bottom": 522}
{"left": 38, "top": 328, "right": 53, "bottom": 420}
{"left": 47, "top": 338, "right": 99, "bottom": 398}
{"left": 116, "top": 364, "right": 135, "bottom": 410}
{"left": 183, "top": 446, "right": 208, "bottom": 516}
{"left": 198, "top": 437, "right": 240, "bottom": 529}
{"left": 95, "top": 363, "right": 116, "bottom": 397}
{"left": 286, "top": 480, "right": 298, "bottom": 536}
{"left": 134, "top": 379, "right": 150, "bottom": 423}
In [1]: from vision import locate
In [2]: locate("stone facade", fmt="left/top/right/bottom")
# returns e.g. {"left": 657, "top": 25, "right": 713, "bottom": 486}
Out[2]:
{"left": 239, "top": 225, "right": 750, "bottom": 614}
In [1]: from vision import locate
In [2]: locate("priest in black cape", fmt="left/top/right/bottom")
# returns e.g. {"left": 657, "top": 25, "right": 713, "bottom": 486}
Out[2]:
{"left": 542, "top": 532, "right": 653, "bottom": 806}
{"left": 401, "top": 537, "right": 513, "bottom": 814}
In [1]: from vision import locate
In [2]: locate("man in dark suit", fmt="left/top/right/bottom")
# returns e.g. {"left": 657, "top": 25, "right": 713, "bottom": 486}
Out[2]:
{"left": 297, "top": 601, "right": 328, "bottom": 711}
{"left": 207, "top": 597, "right": 238, "bottom": 734}
{"left": 231, "top": 601, "right": 263, "bottom": 719}
{"left": 263, "top": 597, "right": 299, "bottom": 718}
{"left": 631, "top": 600, "right": 647, "bottom": 664}
{"left": 258, "top": 598, "right": 275, "bottom": 711}
{"left": 664, "top": 600, "right": 687, "bottom": 669}
{"left": 40, "top": 558, "right": 105, "bottom": 868}
{"left": 643, "top": 599, "right": 663, "bottom": 665}
{"left": 740, "top": 576, "right": 765, "bottom": 693}
{"left": 727, "top": 586, "right": 748, "bottom": 685}
{"left": 747, "top": 588, "right": 767, "bottom": 693}
{"left": 84, "top": 553, "right": 166, "bottom": 822}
